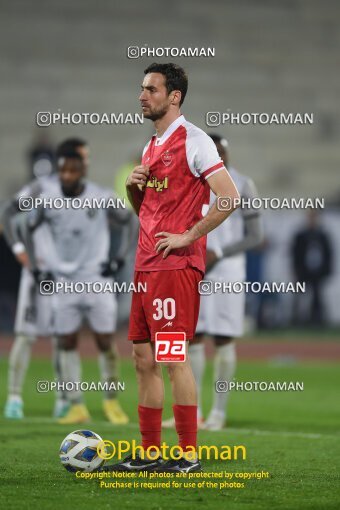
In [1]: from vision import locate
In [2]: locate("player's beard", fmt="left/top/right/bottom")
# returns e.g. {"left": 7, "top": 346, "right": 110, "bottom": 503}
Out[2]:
{"left": 142, "top": 102, "right": 169, "bottom": 121}
{"left": 61, "top": 179, "right": 85, "bottom": 197}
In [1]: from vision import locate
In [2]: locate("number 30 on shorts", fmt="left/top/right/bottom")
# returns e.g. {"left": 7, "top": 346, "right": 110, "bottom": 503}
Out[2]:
{"left": 152, "top": 298, "right": 176, "bottom": 320}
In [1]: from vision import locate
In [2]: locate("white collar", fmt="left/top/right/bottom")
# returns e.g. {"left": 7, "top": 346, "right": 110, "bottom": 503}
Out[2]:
{"left": 155, "top": 115, "right": 185, "bottom": 146}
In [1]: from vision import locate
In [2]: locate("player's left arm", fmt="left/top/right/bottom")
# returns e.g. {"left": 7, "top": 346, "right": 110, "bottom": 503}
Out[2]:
{"left": 105, "top": 190, "right": 137, "bottom": 266}
{"left": 156, "top": 169, "right": 240, "bottom": 258}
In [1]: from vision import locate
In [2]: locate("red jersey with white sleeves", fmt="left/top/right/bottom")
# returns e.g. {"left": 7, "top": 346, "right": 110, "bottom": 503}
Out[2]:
{"left": 135, "top": 115, "right": 226, "bottom": 274}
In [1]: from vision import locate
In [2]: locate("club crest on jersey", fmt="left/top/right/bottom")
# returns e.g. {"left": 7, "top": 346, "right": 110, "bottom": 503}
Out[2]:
{"left": 86, "top": 208, "right": 97, "bottom": 218}
{"left": 161, "top": 150, "right": 173, "bottom": 167}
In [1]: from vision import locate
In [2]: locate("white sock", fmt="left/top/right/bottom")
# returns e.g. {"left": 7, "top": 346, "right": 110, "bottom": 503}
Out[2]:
{"left": 98, "top": 344, "right": 118, "bottom": 399}
{"left": 8, "top": 334, "right": 34, "bottom": 398}
{"left": 8, "top": 395, "right": 23, "bottom": 404}
{"left": 59, "top": 350, "right": 82, "bottom": 404}
{"left": 189, "top": 343, "right": 205, "bottom": 419}
{"left": 211, "top": 342, "right": 236, "bottom": 417}
{"left": 51, "top": 336, "right": 67, "bottom": 401}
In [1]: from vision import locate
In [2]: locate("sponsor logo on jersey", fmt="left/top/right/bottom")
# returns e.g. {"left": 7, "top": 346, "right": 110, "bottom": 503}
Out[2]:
{"left": 146, "top": 176, "right": 169, "bottom": 192}
{"left": 155, "top": 332, "right": 186, "bottom": 362}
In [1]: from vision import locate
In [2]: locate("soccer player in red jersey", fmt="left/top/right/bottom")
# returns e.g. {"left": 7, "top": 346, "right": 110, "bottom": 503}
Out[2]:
{"left": 107, "top": 63, "right": 240, "bottom": 473}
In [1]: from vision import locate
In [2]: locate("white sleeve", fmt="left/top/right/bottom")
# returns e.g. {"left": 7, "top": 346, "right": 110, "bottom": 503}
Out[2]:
{"left": 185, "top": 127, "right": 225, "bottom": 179}
{"left": 142, "top": 140, "right": 151, "bottom": 157}
{"left": 15, "top": 179, "right": 42, "bottom": 200}
{"left": 241, "top": 177, "right": 261, "bottom": 218}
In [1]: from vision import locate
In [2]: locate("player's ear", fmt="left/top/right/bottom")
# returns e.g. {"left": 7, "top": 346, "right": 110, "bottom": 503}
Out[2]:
{"left": 170, "top": 90, "right": 181, "bottom": 106}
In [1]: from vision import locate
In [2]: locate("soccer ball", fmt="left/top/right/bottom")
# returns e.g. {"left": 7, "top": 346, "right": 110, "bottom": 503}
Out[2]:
{"left": 59, "top": 430, "right": 106, "bottom": 473}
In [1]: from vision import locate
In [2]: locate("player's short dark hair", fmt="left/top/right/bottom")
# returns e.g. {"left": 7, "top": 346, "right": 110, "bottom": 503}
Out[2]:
{"left": 209, "top": 133, "right": 229, "bottom": 150}
{"left": 56, "top": 138, "right": 87, "bottom": 158}
{"left": 57, "top": 150, "right": 84, "bottom": 168}
{"left": 144, "top": 63, "right": 188, "bottom": 106}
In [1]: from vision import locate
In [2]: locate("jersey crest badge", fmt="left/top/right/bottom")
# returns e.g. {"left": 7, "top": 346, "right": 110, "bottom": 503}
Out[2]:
{"left": 161, "top": 150, "right": 173, "bottom": 167}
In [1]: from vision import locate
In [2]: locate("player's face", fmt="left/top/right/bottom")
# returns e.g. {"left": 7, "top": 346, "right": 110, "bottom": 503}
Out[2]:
{"left": 76, "top": 145, "right": 90, "bottom": 171}
{"left": 59, "top": 159, "right": 85, "bottom": 196}
{"left": 139, "top": 73, "right": 173, "bottom": 121}
{"left": 215, "top": 142, "right": 228, "bottom": 167}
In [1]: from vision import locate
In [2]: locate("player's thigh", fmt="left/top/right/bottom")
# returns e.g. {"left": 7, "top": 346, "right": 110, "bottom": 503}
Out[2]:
{"left": 147, "top": 268, "right": 201, "bottom": 341}
{"left": 86, "top": 290, "right": 117, "bottom": 334}
{"left": 35, "top": 293, "right": 56, "bottom": 336}
{"left": 128, "top": 272, "right": 150, "bottom": 342}
{"left": 205, "top": 287, "right": 245, "bottom": 337}
{"left": 54, "top": 291, "right": 83, "bottom": 336}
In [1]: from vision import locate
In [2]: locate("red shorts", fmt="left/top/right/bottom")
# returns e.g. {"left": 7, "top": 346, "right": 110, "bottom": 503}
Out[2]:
{"left": 128, "top": 268, "right": 202, "bottom": 342}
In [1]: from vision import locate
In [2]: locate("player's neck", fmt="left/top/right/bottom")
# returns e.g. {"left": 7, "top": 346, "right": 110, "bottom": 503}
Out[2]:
{"left": 154, "top": 110, "right": 182, "bottom": 138}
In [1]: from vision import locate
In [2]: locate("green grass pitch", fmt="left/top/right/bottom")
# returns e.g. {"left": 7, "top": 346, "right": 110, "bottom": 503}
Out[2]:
{"left": 0, "top": 356, "right": 339, "bottom": 510}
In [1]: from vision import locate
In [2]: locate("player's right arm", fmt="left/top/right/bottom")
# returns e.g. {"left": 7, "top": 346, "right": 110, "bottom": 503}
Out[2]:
{"left": 19, "top": 203, "right": 47, "bottom": 273}
{"left": 1, "top": 200, "right": 28, "bottom": 266}
{"left": 125, "top": 165, "right": 149, "bottom": 215}
{"left": 1, "top": 180, "right": 42, "bottom": 267}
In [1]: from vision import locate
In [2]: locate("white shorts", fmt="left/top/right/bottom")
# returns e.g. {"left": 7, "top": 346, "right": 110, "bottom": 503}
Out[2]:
{"left": 14, "top": 267, "right": 55, "bottom": 337}
{"left": 54, "top": 279, "right": 117, "bottom": 335}
{"left": 196, "top": 279, "right": 245, "bottom": 338}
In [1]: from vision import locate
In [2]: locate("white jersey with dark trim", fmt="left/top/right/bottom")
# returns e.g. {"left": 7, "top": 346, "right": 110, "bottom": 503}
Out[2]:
{"left": 32, "top": 180, "right": 115, "bottom": 280}
{"left": 207, "top": 167, "right": 257, "bottom": 280}
{"left": 16, "top": 174, "right": 59, "bottom": 271}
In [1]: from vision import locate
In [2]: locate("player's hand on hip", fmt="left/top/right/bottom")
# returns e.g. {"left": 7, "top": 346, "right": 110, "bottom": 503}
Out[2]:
{"left": 126, "top": 165, "right": 149, "bottom": 188}
{"left": 15, "top": 251, "right": 30, "bottom": 268}
{"left": 206, "top": 249, "right": 219, "bottom": 272}
{"left": 155, "top": 231, "right": 193, "bottom": 259}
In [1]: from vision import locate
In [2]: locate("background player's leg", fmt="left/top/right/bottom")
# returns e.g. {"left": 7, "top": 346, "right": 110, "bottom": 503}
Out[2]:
{"left": 51, "top": 335, "right": 70, "bottom": 418}
{"left": 5, "top": 268, "right": 36, "bottom": 419}
{"left": 58, "top": 333, "right": 90, "bottom": 424}
{"left": 203, "top": 336, "right": 236, "bottom": 431}
{"left": 4, "top": 334, "right": 35, "bottom": 419}
{"left": 133, "top": 341, "right": 163, "bottom": 451}
{"left": 94, "top": 332, "right": 129, "bottom": 424}
{"left": 188, "top": 333, "right": 206, "bottom": 423}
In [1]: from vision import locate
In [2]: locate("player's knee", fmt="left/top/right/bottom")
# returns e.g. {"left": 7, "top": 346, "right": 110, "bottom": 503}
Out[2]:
{"left": 214, "top": 335, "right": 233, "bottom": 346}
{"left": 16, "top": 334, "right": 35, "bottom": 346}
{"left": 133, "top": 348, "right": 155, "bottom": 374}
{"left": 94, "top": 333, "right": 112, "bottom": 352}
{"left": 58, "top": 334, "right": 77, "bottom": 351}
{"left": 165, "top": 362, "right": 186, "bottom": 380}
{"left": 191, "top": 333, "right": 204, "bottom": 345}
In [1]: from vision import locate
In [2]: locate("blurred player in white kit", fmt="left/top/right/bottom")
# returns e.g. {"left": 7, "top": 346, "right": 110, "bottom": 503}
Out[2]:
{"left": 2, "top": 138, "right": 133, "bottom": 424}
{"left": 2, "top": 144, "right": 60, "bottom": 419}
{"left": 163, "top": 134, "right": 263, "bottom": 430}
{"left": 23, "top": 146, "right": 134, "bottom": 424}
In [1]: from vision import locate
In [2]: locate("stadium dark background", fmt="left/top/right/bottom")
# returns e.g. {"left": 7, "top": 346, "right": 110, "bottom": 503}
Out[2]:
{"left": 0, "top": 0, "right": 339, "bottom": 332}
